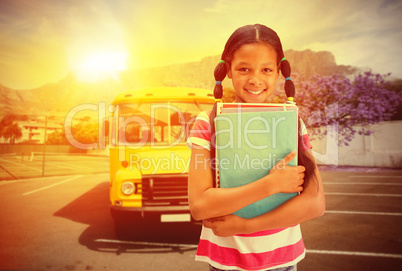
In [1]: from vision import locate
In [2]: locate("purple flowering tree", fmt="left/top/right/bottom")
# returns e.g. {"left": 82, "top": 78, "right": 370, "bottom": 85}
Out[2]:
{"left": 291, "top": 72, "right": 400, "bottom": 146}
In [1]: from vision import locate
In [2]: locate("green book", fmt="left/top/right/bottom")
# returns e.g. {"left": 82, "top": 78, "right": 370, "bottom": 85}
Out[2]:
{"left": 215, "top": 103, "right": 298, "bottom": 219}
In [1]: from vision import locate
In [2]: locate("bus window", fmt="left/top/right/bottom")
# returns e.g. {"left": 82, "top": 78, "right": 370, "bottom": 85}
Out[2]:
{"left": 124, "top": 123, "right": 142, "bottom": 143}
{"left": 114, "top": 102, "right": 212, "bottom": 146}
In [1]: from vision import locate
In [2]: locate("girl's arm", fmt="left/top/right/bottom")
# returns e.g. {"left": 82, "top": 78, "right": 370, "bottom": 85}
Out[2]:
{"left": 203, "top": 149, "right": 325, "bottom": 237}
{"left": 188, "top": 145, "right": 305, "bottom": 221}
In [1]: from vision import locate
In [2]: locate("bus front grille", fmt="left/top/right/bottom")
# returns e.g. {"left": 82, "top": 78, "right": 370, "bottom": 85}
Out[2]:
{"left": 141, "top": 175, "right": 188, "bottom": 206}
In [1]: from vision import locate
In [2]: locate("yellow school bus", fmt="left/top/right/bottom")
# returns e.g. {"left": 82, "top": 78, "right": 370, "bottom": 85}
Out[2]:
{"left": 109, "top": 87, "right": 214, "bottom": 237}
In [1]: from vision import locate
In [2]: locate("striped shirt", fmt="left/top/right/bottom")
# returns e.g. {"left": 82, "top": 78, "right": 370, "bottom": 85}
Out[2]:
{"left": 187, "top": 110, "right": 313, "bottom": 271}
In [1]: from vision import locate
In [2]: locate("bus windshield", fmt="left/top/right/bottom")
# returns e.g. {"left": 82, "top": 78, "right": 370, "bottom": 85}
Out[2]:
{"left": 114, "top": 101, "right": 212, "bottom": 146}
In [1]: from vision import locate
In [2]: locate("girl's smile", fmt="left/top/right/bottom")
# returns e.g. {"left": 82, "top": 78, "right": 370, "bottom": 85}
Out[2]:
{"left": 245, "top": 88, "right": 265, "bottom": 95}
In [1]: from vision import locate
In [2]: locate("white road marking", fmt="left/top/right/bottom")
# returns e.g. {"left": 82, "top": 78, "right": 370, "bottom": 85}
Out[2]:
{"left": 348, "top": 175, "right": 402, "bottom": 179}
{"left": 325, "top": 192, "right": 402, "bottom": 197}
{"left": 45, "top": 161, "right": 90, "bottom": 170}
{"left": 307, "top": 249, "right": 402, "bottom": 259}
{"left": 22, "top": 175, "right": 83, "bottom": 196}
{"left": 325, "top": 182, "right": 402, "bottom": 185}
{"left": 325, "top": 210, "right": 402, "bottom": 216}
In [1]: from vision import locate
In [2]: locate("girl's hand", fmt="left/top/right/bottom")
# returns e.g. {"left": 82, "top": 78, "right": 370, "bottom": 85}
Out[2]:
{"left": 268, "top": 151, "right": 305, "bottom": 194}
{"left": 203, "top": 215, "right": 247, "bottom": 237}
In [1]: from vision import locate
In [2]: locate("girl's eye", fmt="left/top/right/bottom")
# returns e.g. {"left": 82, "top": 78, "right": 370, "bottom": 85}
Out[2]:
{"left": 263, "top": 68, "right": 272, "bottom": 73}
{"left": 238, "top": 68, "right": 249, "bottom": 72}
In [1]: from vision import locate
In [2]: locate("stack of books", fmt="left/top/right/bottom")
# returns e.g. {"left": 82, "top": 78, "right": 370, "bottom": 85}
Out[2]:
{"left": 215, "top": 102, "right": 298, "bottom": 218}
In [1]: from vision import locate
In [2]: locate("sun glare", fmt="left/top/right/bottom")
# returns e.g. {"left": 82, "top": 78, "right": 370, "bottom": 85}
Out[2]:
{"left": 74, "top": 51, "right": 128, "bottom": 82}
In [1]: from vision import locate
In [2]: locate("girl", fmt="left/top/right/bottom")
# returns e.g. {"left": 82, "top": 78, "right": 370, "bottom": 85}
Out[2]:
{"left": 187, "top": 24, "right": 325, "bottom": 271}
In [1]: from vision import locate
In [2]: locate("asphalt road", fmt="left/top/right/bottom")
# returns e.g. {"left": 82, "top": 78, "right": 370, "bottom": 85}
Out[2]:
{"left": 0, "top": 169, "right": 401, "bottom": 271}
{"left": 0, "top": 152, "right": 109, "bottom": 180}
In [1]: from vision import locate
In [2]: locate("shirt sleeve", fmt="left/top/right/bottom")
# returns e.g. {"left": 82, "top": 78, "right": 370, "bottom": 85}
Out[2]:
{"left": 300, "top": 118, "right": 313, "bottom": 151}
{"left": 186, "top": 111, "right": 212, "bottom": 151}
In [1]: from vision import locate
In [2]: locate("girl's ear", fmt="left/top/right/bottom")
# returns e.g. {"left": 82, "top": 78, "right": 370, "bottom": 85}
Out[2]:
{"left": 226, "top": 63, "right": 232, "bottom": 79}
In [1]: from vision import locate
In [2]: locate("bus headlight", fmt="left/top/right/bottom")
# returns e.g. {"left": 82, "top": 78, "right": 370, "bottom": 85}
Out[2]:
{"left": 121, "top": 182, "right": 135, "bottom": 195}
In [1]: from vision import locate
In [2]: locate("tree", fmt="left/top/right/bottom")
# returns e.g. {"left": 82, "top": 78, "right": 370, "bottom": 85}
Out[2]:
{"left": 385, "top": 79, "right": 402, "bottom": 120}
{"left": 0, "top": 114, "right": 24, "bottom": 144}
{"left": 46, "top": 129, "right": 69, "bottom": 145}
{"left": 71, "top": 121, "right": 99, "bottom": 145}
{"left": 47, "top": 121, "right": 99, "bottom": 146}
{"left": 294, "top": 72, "right": 400, "bottom": 146}
{"left": 2, "top": 123, "right": 22, "bottom": 143}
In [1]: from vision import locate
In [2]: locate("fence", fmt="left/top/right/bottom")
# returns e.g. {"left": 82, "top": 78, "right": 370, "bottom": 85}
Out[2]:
{"left": 311, "top": 120, "right": 402, "bottom": 168}
{"left": 0, "top": 113, "right": 108, "bottom": 180}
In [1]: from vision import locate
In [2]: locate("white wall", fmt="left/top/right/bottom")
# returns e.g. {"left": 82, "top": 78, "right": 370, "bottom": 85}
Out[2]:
{"left": 309, "top": 121, "right": 402, "bottom": 168}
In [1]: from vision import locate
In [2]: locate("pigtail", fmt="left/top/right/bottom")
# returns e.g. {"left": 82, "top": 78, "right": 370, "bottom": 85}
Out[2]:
{"left": 281, "top": 57, "right": 317, "bottom": 188}
{"left": 209, "top": 60, "right": 227, "bottom": 187}
{"left": 213, "top": 60, "right": 227, "bottom": 99}
{"left": 280, "top": 58, "right": 295, "bottom": 99}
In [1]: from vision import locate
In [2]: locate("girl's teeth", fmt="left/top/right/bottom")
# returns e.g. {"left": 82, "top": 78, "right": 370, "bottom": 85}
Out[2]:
{"left": 247, "top": 89, "right": 263, "bottom": 95}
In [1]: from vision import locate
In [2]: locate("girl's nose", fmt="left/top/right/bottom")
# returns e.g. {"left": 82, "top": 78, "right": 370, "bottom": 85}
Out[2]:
{"left": 248, "top": 72, "right": 262, "bottom": 85}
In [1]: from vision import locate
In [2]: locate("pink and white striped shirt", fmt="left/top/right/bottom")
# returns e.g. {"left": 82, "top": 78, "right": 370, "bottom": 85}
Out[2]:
{"left": 187, "top": 110, "right": 313, "bottom": 271}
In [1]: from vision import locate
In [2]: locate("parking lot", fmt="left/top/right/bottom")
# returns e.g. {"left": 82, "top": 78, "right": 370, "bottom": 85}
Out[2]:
{"left": 300, "top": 169, "right": 402, "bottom": 270}
{"left": 0, "top": 154, "right": 401, "bottom": 270}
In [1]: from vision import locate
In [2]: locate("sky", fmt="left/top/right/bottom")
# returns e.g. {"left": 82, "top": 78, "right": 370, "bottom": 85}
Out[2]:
{"left": 0, "top": 0, "right": 401, "bottom": 89}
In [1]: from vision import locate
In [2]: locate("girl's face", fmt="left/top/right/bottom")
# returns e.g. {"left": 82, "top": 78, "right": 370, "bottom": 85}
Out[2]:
{"left": 227, "top": 42, "right": 279, "bottom": 103}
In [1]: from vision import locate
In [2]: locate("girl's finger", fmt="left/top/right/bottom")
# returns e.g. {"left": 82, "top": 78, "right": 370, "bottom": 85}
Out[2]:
{"left": 297, "top": 166, "right": 306, "bottom": 173}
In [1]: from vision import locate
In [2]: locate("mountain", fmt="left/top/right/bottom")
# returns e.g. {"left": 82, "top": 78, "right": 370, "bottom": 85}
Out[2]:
{"left": 119, "top": 49, "right": 359, "bottom": 91}
{"left": 285, "top": 49, "right": 358, "bottom": 77}
{"left": 0, "top": 73, "right": 124, "bottom": 117}
{"left": 0, "top": 49, "right": 361, "bottom": 117}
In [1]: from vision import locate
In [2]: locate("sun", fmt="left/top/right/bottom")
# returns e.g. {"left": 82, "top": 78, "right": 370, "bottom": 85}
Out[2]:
{"left": 73, "top": 51, "right": 128, "bottom": 82}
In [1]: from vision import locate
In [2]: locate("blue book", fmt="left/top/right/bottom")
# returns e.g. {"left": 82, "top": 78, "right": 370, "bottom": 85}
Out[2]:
{"left": 215, "top": 103, "right": 298, "bottom": 219}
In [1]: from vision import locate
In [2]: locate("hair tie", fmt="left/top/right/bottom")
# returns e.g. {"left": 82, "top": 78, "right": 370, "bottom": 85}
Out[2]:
{"left": 219, "top": 60, "right": 226, "bottom": 64}
{"left": 216, "top": 81, "right": 222, "bottom": 85}
{"left": 280, "top": 57, "right": 287, "bottom": 62}
{"left": 285, "top": 77, "right": 291, "bottom": 81}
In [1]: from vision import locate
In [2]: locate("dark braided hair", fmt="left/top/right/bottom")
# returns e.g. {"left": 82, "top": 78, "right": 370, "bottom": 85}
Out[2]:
{"left": 210, "top": 24, "right": 317, "bottom": 188}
